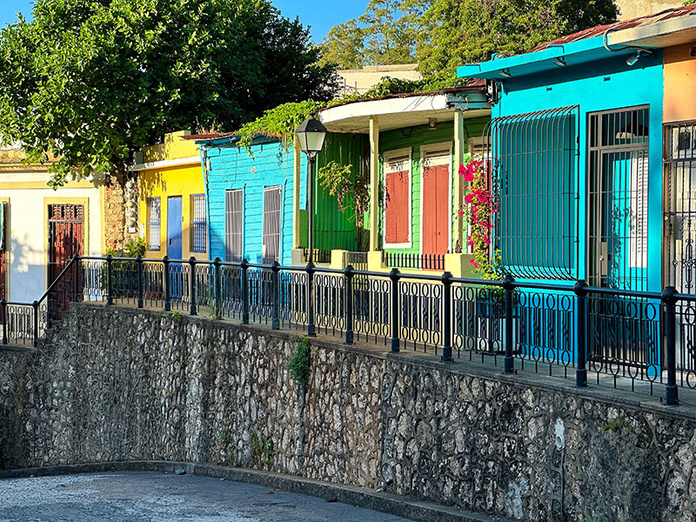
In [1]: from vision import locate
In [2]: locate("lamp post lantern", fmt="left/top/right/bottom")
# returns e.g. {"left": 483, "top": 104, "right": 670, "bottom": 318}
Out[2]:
{"left": 296, "top": 116, "right": 327, "bottom": 337}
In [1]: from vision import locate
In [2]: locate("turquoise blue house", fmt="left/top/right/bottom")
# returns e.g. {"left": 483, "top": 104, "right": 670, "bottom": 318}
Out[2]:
{"left": 456, "top": 10, "right": 696, "bottom": 371}
{"left": 459, "top": 27, "right": 664, "bottom": 293}
{"left": 192, "top": 132, "right": 364, "bottom": 265}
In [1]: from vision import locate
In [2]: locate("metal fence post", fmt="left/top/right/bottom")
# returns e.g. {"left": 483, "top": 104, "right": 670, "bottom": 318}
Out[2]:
{"left": 662, "top": 286, "right": 679, "bottom": 406}
{"left": 32, "top": 300, "right": 39, "bottom": 348}
{"left": 241, "top": 259, "right": 249, "bottom": 324}
{"left": 271, "top": 261, "right": 280, "bottom": 330}
{"left": 105, "top": 254, "right": 113, "bottom": 306}
{"left": 163, "top": 256, "right": 171, "bottom": 312}
{"left": 441, "top": 271, "right": 453, "bottom": 363}
{"left": 390, "top": 268, "right": 400, "bottom": 353}
{"left": 73, "top": 254, "right": 80, "bottom": 303}
{"left": 136, "top": 255, "right": 143, "bottom": 309}
{"left": 214, "top": 257, "right": 222, "bottom": 318}
{"left": 1, "top": 299, "right": 7, "bottom": 345}
{"left": 306, "top": 261, "right": 316, "bottom": 337}
{"left": 503, "top": 275, "right": 515, "bottom": 373}
{"left": 189, "top": 256, "right": 197, "bottom": 316}
{"left": 573, "top": 280, "right": 588, "bottom": 388}
{"left": 345, "top": 265, "right": 354, "bottom": 345}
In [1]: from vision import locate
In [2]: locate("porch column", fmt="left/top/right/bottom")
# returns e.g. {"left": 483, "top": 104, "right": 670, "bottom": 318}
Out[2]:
{"left": 292, "top": 135, "right": 302, "bottom": 249}
{"left": 453, "top": 109, "right": 466, "bottom": 252}
{"left": 369, "top": 116, "right": 380, "bottom": 251}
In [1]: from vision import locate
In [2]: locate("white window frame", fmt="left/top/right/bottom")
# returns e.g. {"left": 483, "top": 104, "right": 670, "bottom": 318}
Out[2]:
{"left": 383, "top": 147, "right": 412, "bottom": 249}
{"left": 147, "top": 197, "right": 161, "bottom": 251}
{"left": 419, "top": 142, "right": 453, "bottom": 256}
{"left": 261, "top": 185, "right": 283, "bottom": 263}
{"left": 225, "top": 188, "right": 244, "bottom": 262}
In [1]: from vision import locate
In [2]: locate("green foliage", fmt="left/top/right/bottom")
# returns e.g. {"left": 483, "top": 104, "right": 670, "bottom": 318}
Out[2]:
{"left": 235, "top": 71, "right": 463, "bottom": 151}
{"left": 319, "top": 0, "right": 429, "bottom": 69}
{"left": 319, "top": 0, "right": 617, "bottom": 75}
{"left": 236, "top": 100, "right": 324, "bottom": 151}
{"left": 602, "top": 415, "right": 634, "bottom": 433}
{"left": 418, "top": 0, "right": 618, "bottom": 75}
{"left": 317, "top": 161, "right": 369, "bottom": 229}
{"left": 249, "top": 433, "right": 274, "bottom": 467}
{"left": 287, "top": 337, "right": 311, "bottom": 387}
{"left": 0, "top": 0, "right": 338, "bottom": 187}
{"left": 171, "top": 310, "right": 183, "bottom": 323}
{"left": 106, "top": 237, "right": 146, "bottom": 258}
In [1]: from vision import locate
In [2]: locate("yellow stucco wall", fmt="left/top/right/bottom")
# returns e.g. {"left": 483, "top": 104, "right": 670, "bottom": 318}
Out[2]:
{"left": 136, "top": 131, "right": 206, "bottom": 260}
{"left": 664, "top": 43, "right": 696, "bottom": 123}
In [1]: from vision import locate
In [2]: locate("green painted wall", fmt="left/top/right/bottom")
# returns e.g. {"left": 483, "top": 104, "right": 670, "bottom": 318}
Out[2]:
{"left": 378, "top": 116, "right": 489, "bottom": 254}
{"left": 313, "top": 132, "right": 368, "bottom": 252}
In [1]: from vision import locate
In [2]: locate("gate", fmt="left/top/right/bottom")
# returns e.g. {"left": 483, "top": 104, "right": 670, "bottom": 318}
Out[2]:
{"left": 48, "top": 204, "right": 84, "bottom": 314}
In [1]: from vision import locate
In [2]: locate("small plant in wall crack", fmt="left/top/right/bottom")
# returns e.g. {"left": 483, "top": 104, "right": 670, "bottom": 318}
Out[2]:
{"left": 171, "top": 310, "right": 183, "bottom": 323}
{"left": 287, "top": 337, "right": 312, "bottom": 387}
{"left": 249, "top": 433, "right": 274, "bottom": 467}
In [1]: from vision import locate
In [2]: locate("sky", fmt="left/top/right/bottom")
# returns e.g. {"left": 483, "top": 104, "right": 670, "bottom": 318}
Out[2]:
{"left": 0, "top": 0, "right": 368, "bottom": 43}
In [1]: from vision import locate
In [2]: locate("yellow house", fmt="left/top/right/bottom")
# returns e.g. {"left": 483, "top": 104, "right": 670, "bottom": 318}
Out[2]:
{"left": 132, "top": 130, "right": 207, "bottom": 261}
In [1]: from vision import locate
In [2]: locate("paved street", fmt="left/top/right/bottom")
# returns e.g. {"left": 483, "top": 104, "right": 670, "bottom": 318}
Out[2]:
{"left": 0, "top": 472, "right": 410, "bottom": 521}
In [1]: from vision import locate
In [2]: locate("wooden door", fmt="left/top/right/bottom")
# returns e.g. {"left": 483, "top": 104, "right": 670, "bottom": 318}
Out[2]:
{"left": 422, "top": 154, "right": 450, "bottom": 255}
{"left": 48, "top": 204, "right": 84, "bottom": 285}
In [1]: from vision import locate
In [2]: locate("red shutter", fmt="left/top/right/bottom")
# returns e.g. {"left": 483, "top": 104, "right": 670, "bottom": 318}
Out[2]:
{"left": 385, "top": 170, "right": 409, "bottom": 244}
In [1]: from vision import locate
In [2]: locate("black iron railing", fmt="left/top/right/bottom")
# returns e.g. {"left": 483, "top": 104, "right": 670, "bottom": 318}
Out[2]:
{"left": 6, "top": 254, "right": 695, "bottom": 406}
{"left": 384, "top": 252, "right": 445, "bottom": 271}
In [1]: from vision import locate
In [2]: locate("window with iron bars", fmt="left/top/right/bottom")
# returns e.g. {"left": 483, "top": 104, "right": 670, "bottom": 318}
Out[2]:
{"left": 665, "top": 120, "right": 696, "bottom": 292}
{"left": 190, "top": 194, "right": 206, "bottom": 253}
{"left": 488, "top": 106, "right": 579, "bottom": 280}
{"left": 147, "top": 197, "right": 161, "bottom": 251}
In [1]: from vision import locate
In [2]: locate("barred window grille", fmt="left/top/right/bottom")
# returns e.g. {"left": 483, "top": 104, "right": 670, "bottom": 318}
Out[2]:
{"left": 225, "top": 189, "right": 243, "bottom": 262}
{"left": 262, "top": 185, "right": 282, "bottom": 263}
{"left": 488, "top": 106, "right": 580, "bottom": 280}
{"left": 147, "top": 197, "right": 161, "bottom": 251}
{"left": 665, "top": 120, "right": 696, "bottom": 292}
{"left": 588, "top": 107, "right": 649, "bottom": 291}
{"left": 190, "top": 194, "right": 206, "bottom": 253}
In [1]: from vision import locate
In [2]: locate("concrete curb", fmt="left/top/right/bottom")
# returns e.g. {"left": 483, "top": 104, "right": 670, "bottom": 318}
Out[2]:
{"left": 0, "top": 460, "right": 513, "bottom": 522}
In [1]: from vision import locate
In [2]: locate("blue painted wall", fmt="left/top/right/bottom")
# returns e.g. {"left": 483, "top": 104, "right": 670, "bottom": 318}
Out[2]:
{"left": 493, "top": 50, "right": 664, "bottom": 291}
{"left": 202, "top": 138, "right": 306, "bottom": 265}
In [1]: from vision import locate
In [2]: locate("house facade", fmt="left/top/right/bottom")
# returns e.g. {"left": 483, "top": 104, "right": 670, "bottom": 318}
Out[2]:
{"left": 132, "top": 130, "right": 207, "bottom": 261}
{"left": 318, "top": 86, "right": 491, "bottom": 276}
{"left": 0, "top": 146, "right": 104, "bottom": 301}
{"left": 194, "top": 132, "right": 362, "bottom": 266}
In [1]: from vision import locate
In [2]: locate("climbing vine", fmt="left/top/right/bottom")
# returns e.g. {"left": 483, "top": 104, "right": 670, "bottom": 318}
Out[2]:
{"left": 235, "top": 73, "right": 465, "bottom": 151}
{"left": 459, "top": 158, "right": 502, "bottom": 280}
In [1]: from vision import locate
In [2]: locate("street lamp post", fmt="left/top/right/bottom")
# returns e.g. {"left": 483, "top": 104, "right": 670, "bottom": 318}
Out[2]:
{"left": 296, "top": 116, "right": 327, "bottom": 337}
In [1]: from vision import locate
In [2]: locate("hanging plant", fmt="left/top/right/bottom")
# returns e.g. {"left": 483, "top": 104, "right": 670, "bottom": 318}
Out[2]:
{"left": 459, "top": 157, "right": 503, "bottom": 280}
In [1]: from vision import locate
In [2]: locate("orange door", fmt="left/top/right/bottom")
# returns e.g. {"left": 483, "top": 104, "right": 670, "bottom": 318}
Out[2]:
{"left": 422, "top": 163, "right": 449, "bottom": 255}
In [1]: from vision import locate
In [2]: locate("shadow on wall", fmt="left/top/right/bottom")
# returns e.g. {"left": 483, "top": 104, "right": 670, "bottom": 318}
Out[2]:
{"left": 9, "top": 236, "right": 47, "bottom": 302}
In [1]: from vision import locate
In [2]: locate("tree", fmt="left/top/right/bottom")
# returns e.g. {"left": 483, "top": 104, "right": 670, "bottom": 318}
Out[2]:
{"left": 319, "top": 0, "right": 429, "bottom": 69}
{"left": 0, "top": 0, "right": 339, "bottom": 186}
{"left": 320, "top": 0, "right": 617, "bottom": 75}
{"left": 418, "top": 0, "right": 619, "bottom": 75}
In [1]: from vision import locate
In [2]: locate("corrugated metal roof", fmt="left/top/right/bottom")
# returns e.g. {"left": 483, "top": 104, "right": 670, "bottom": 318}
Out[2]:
{"left": 533, "top": 4, "right": 696, "bottom": 51}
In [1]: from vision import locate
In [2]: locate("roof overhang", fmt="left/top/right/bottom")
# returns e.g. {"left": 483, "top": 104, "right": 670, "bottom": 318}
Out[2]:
{"left": 130, "top": 155, "right": 201, "bottom": 172}
{"left": 318, "top": 92, "right": 489, "bottom": 134}
{"left": 458, "top": 11, "right": 696, "bottom": 81}
{"left": 611, "top": 12, "right": 696, "bottom": 48}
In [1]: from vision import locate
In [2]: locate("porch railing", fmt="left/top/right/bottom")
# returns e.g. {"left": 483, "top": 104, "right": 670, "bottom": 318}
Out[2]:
{"left": 384, "top": 252, "right": 445, "bottom": 271}
{"left": 5, "top": 254, "right": 693, "bottom": 407}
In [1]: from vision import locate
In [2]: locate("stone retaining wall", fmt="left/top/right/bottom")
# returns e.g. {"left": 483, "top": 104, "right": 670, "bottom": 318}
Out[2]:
{"left": 1, "top": 304, "right": 695, "bottom": 521}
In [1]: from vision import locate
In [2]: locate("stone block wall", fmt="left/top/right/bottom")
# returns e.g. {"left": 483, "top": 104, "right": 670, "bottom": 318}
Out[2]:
{"left": 0, "top": 304, "right": 695, "bottom": 521}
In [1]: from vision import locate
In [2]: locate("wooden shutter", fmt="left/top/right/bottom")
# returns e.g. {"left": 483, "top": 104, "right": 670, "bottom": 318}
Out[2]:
{"left": 384, "top": 153, "right": 410, "bottom": 245}
{"left": 225, "top": 189, "right": 243, "bottom": 262}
